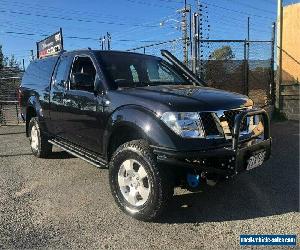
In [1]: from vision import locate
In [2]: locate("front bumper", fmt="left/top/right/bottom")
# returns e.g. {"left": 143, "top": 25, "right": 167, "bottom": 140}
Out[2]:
{"left": 153, "top": 109, "right": 272, "bottom": 177}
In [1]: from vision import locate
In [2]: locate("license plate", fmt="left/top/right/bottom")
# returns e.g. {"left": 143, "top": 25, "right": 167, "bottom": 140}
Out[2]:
{"left": 246, "top": 151, "right": 266, "bottom": 170}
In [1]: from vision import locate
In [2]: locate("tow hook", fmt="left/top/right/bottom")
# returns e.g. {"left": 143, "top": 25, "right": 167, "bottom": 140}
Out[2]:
{"left": 186, "top": 172, "right": 219, "bottom": 191}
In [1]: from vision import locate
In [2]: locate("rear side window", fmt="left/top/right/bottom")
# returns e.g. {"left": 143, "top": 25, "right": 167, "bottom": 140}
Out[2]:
{"left": 21, "top": 56, "right": 58, "bottom": 88}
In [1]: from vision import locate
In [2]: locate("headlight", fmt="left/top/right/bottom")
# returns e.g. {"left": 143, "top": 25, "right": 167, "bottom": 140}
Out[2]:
{"left": 161, "top": 112, "right": 205, "bottom": 138}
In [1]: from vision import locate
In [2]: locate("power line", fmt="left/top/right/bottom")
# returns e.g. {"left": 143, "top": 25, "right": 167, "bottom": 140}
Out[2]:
{"left": 0, "top": 0, "right": 174, "bottom": 45}
{"left": 209, "top": 11, "right": 272, "bottom": 26}
{"left": 0, "top": 2, "right": 180, "bottom": 42}
{"left": 159, "top": 0, "right": 275, "bottom": 20}
{"left": 0, "top": 0, "right": 157, "bottom": 25}
{"left": 201, "top": 1, "right": 275, "bottom": 20}
{"left": 0, "top": 12, "right": 175, "bottom": 44}
{"left": 211, "top": 18, "right": 272, "bottom": 33}
{"left": 124, "top": 0, "right": 178, "bottom": 9}
{"left": 111, "top": 13, "right": 179, "bottom": 39}
{"left": 220, "top": 0, "right": 276, "bottom": 14}
{"left": 0, "top": 9, "right": 159, "bottom": 28}
{"left": 0, "top": 10, "right": 181, "bottom": 50}
{"left": 0, "top": 30, "right": 168, "bottom": 43}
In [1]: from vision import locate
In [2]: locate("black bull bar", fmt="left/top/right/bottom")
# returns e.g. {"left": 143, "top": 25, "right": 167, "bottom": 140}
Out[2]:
{"left": 154, "top": 108, "right": 272, "bottom": 176}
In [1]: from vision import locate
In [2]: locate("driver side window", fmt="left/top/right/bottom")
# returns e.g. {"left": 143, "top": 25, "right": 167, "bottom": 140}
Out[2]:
{"left": 146, "top": 61, "right": 176, "bottom": 82}
{"left": 70, "top": 56, "right": 96, "bottom": 92}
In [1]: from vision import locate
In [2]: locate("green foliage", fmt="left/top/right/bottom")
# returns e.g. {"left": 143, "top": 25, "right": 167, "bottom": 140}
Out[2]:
{"left": 8, "top": 55, "right": 20, "bottom": 68}
{"left": 210, "top": 46, "right": 235, "bottom": 60}
{"left": 0, "top": 45, "right": 3, "bottom": 70}
{"left": 0, "top": 45, "right": 20, "bottom": 69}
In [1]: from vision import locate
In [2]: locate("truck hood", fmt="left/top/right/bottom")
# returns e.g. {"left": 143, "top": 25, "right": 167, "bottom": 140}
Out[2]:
{"left": 118, "top": 85, "right": 253, "bottom": 112}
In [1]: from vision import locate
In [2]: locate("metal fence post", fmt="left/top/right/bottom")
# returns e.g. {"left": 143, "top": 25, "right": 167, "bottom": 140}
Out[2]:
{"left": 246, "top": 41, "right": 250, "bottom": 96}
{"left": 0, "top": 102, "right": 2, "bottom": 125}
{"left": 15, "top": 102, "right": 20, "bottom": 124}
{"left": 270, "top": 22, "right": 276, "bottom": 105}
{"left": 243, "top": 40, "right": 247, "bottom": 95}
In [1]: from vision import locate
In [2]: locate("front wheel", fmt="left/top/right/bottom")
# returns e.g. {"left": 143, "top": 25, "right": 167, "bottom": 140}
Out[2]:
{"left": 109, "top": 140, "right": 174, "bottom": 221}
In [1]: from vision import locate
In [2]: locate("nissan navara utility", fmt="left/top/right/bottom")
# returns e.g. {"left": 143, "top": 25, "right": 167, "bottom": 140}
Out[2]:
{"left": 19, "top": 49, "right": 271, "bottom": 221}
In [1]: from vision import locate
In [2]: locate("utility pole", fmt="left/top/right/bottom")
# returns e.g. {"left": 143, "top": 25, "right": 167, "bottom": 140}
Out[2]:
{"left": 99, "top": 37, "right": 104, "bottom": 50}
{"left": 30, "top": 50, "right": 34, "bottom": 61}
{"left": 247, "top": 17, "right": 250, "bottom": 41}
{"left": 107, "top": 32, "right": 111, "bottom": 50}
{"left": 103, "top": 35, "right": 106, "bottom": 50}
{"left": 245, "top": 16, "right": 250, "bottom": 96}
{"left": 276, "top": 0, "right": 283, "bottom": 109}
{"left": 178, "top": 0, "right": 189, "bottom": 65}
{"left": 192, "top": 12, "right": 199, "bottom": 74}
{"left": 100, "top": 33, "right": 111, "bottom": 50}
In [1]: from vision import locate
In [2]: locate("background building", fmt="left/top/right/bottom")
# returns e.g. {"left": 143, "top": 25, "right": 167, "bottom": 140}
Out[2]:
{"left": 278, "top": 2, "right": 300, "bottom": 120}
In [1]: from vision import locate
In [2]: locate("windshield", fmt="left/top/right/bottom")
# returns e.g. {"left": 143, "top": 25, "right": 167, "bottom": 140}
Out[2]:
{"left": 96, "top": 52, "right": 188, "bottom": 89}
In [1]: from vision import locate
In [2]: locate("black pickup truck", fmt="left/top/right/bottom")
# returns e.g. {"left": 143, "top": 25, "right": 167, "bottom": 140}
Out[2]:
{"left": 19, "top": 49, "right": 271, "bottom": 221}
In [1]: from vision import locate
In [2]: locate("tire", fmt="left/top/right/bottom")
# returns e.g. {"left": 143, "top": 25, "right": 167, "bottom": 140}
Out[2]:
{"left": 109, "top": 139, "right": 174, "bottom": 221}
{"left": 28, "top": 117, "right": 52, "bottom": 158}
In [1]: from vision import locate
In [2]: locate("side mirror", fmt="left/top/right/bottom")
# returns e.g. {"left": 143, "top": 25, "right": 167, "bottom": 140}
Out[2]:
{"left": 71, "top": 73, "right": 94, "bottom": 91}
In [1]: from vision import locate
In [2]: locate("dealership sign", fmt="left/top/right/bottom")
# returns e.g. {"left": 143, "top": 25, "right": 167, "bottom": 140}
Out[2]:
{"left": 37, "top": 29, "right": 63, "bottom": 59}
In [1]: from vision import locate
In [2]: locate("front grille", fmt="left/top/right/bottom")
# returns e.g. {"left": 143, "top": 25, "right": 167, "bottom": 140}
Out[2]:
{"left": 200, "top": 112, "right": 220, "bottom": 136}
{"left": 224, "top": 109, "right": 247, "bottom": 133}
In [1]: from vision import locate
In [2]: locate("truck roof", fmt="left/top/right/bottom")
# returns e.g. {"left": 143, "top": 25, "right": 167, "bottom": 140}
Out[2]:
{"left": 65, "top": 49, "right": 156, "bottom": 57}
{"left": 32, "top": 50, "right": 160, "bottom": 64}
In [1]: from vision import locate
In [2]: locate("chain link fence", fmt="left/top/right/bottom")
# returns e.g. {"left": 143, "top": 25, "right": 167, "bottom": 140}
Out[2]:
{"left": 0, "top": 68, "right": 23, "bottom": 125}
{"left": 127, "top": 39, "right": 275, "bottom": 108}
{"left": 127, "top": 38, "right": 186, "bottom": 62}
{"left": 198, "top": 40, "right": 274, "bottom": 107}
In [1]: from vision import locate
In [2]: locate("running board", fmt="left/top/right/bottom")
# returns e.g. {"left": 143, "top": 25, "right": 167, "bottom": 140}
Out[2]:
{"left": 48, "top": 138, "right": 107, "bottom": 168}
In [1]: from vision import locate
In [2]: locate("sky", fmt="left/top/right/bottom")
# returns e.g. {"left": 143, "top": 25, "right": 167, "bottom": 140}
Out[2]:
{"left": 0, "top": 0, "right": 298, "bottom": 67}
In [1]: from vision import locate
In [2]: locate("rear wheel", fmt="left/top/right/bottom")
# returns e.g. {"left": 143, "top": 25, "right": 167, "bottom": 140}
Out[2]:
{"left": 29, "top": 117, "right": 52, "bottom": 158}
{"left": 109, "top": 139, "right": 174, "bottom": 221}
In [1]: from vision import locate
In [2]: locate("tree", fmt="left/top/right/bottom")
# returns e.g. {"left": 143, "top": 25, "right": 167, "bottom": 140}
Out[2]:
{"left": 209, "top": 46, "right": 235, "bottom": 60}
{"left": 8, "top": 54, "right": 20, "bottom": 68}
{"left": 0, "top": 45, "right": 3, "bottom": 70}
{"left": 204, "top": 46, "right": 235, "bottom": 89}
{"left": 0, "top": 45, "right": 21, "bottom": 69}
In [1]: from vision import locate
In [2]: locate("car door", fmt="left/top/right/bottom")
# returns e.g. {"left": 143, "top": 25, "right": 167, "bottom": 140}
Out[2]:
{"left": 62, "top": 54, "right": 105, "bottom": 154}
{"left": 49, "top": 54, "right": 72, "bottom": 137}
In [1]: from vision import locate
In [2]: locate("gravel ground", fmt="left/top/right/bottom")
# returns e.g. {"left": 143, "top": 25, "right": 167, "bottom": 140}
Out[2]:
{"left": 0, "top": 121, "right": 299, "bottom": 249}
